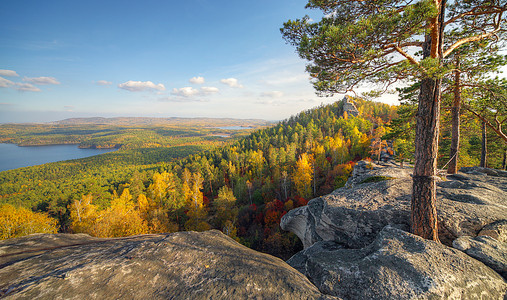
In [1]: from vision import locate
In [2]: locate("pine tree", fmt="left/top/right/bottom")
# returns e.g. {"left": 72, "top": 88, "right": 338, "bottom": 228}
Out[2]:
{"left": 282, "top": 0, "right": 506, "bottom": 240}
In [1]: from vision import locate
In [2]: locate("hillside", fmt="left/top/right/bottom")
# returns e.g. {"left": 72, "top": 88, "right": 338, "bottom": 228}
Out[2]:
{"left": 0, "top": 97, "right": 398, "bottom": 259}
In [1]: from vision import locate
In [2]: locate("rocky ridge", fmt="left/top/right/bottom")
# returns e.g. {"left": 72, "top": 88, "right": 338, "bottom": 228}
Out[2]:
{"left": 281, "top": 161, "right": 507, "bottom": 249}
{"left": 342, "top": 96, "right": 359, "bottom": 117}
{"left": 0, "top": 231, "right": 335, "bottom": 299}
{"left": 281, "top": 161, "right": 507, "bottom": 298}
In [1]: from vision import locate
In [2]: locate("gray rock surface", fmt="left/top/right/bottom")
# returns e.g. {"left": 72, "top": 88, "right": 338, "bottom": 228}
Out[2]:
{"left": 453, "top": 235, "right": 507, "bottom": 279}
{"left": 342, "top": 96, "right": 359, "bottom": 117}
{"left": 0, "top": 231, "right": 336, "bottom": 300}
{"left": 479, "top": 220, "right": 507, "bottom": 242}
{"left": 281, "top": 161, "right": 507, "bottom": 249}
{"left": 288, "top": 226, "right": 507, "bottom": 299}
{"left": 460, "top": 166, "right": 507, "bottom": 177}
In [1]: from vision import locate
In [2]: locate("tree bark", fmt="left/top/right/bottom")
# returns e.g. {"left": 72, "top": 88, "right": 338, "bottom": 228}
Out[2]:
{"left": 480, "top": 121, "right": 487, "bottom": 168}
{"left": 447, "top": 57, "right": 461, "bottom": 174}
{"left": 411, "top": 0, "right": 445, "bottom": 242}
{"left": 412, "top": 76, "right": 441, "bottom": 241}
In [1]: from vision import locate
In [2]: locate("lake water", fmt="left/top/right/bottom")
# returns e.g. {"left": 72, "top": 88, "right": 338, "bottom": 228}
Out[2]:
{"left": 0, "top": 143, "right": 117, "bottom": 172}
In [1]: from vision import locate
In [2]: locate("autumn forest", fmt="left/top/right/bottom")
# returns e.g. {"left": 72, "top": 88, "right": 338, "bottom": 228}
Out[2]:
{"left": 1, "top": 95, "right": 505, "bottom": 259}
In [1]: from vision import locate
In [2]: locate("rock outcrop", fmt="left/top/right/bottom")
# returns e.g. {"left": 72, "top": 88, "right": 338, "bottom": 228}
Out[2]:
{"left": 0, "top": 231, "right": 336, "bottom": 299}
{"left": 453, "top": 235, "right": 507, "bottom": 279}
{"left": 281, "top": 161, "right": 507, "bottom": 249}
{"left": 281, "top": 161, "right": 507, "bottom": 298}
{"left": 342, "top": 96, "right": 359, "bottom": 117}
{"left": 288, "top": 226, "right": 507, "bottom": 299}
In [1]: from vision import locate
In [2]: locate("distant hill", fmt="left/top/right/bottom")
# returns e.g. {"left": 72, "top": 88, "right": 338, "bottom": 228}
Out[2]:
{"left": 51, "top": 117, "right": 271, "bottom": 127}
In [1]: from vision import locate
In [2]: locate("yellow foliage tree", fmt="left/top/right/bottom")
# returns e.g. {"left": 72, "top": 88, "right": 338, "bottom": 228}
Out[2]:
{"left": 0, "top": 204, "right": 58, "bottom": 240}
{"left": 222, "top": 220, "right": 239, "bottom": 241}
{"left": 293, "top": 153, "right": 314, "bottom": 199}
{"left": 184, "top": 172, "right": 210, "bottom": 232}
{"left": 70, "top": 191, "right": 148, "bottom": 238}
{"left": 137, "top": 193, "right": 178, "bottom": 234}
{"left": 370, "top": 126, "right": 388, "bottom": 163}
{"left": 69, "top": 194, "right": 98, "bottom": 234}
{"left": 214, "top": 186, "right": 238, "bottom": 229}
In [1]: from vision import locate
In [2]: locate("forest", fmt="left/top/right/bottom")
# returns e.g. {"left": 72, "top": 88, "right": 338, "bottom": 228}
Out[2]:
{"left": 1, "top": 95, "right": 505, "bottom": 259}
{"left": 0, "top": 117, "right": 266, "bottom": 149}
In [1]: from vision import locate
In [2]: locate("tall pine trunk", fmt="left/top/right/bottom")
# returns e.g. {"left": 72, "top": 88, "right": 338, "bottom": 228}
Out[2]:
{"left": 411, "top": 0, "right": 445, "bottom": 242}
{"left": 480, "top": 121, "right": 487, "bottom": 168}
{"left": 412, "top": 76, "right": 441, "bottom": 241}
{"left": 447, "top": 57, "right": 461, "bottom": 174}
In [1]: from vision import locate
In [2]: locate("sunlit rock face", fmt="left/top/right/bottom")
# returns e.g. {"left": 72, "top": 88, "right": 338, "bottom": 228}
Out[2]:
{"left": 0, "top": 231, "right": 336, "bottom": 300}
{"left": 282, "top": 162, "right": 507, "bottom": 298}
{"left": 342, "top": 96, "right": 359, "bottom": 117}
{"left": 288, "top": 226, "right": 507, "bottom": 299}
{"left": 282, "top": 162, "right": 507, "bottom": 249}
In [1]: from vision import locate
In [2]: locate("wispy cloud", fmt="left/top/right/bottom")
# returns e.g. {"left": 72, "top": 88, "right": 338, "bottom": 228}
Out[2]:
{"left": 0, "top": 70, "right": 19, "bottom": 77}
{"left": 64, "top": 105, "right": 74, "bottom": 111}
{"left": 0, "top": 76, "right": 42, "bottom": 92}
{"left": 189, "top": 76, "right": 205, "bottom": 84}
{"left": 220, "top": 78, "right": 243, "bottom": 88}
{"left": 15, "top": 83, "right": 41, "bottom": 92}
{"left": 261, "top": 91, "right": 284, "bottom": 98}
{"left": 200, "top": 86, "right": 220, "bottom": 95}
{"left": 24, "top": 76, "right": 60, "bottom": 85}
{"left": 96, "top": 80, "right": 112, "bottom": 86}
{"left": 118, "top": 80, "right": 165, "bottom": 92}
{"left": 0, "top": 77, "right": 14, "bottom": 88}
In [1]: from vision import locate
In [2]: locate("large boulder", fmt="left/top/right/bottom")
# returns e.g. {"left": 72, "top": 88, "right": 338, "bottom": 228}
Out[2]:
{"left": 288, "top": 226, "right": 507, "bottom": 299}
{"left": 0, "top": 231, "right": 336, "bottom": 299}
{"left": 453, "top": 235, "right": 507, "bottom": 279}
{"left": 479, "top": 220, "right": 507, "bottom": 243}
{"left": 281, "top": 162, "right": 507, "bottom": 249}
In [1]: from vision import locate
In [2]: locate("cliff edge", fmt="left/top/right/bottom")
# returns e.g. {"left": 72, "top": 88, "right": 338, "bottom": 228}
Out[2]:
{"left": 0, "top": 231, "right": 336, "bottom": 299}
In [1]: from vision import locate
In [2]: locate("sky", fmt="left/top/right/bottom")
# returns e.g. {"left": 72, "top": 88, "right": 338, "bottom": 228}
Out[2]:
{"left": 0, "top": 1, "right": 427, "bottom": 123}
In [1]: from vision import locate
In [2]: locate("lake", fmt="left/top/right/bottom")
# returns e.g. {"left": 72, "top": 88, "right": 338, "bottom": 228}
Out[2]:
{"left": 0, "top": 143, "right": 117, "bottom": 172}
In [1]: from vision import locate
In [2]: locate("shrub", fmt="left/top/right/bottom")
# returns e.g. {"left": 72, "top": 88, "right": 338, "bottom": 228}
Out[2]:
{"left": 0, "top": 204, "right": 58, "bottom": 240}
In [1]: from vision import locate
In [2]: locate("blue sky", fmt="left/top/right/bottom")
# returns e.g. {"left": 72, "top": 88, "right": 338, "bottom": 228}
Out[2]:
{"left": 1, "top": 1, "right": 398, "bottom": 123}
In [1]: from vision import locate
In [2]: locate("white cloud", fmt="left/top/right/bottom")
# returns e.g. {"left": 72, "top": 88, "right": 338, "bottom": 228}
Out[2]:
{"left": 261, "top": 91, "right": 284, "bottom": 98}
{"left": 0, "top": 70, "right": 19, "bottom": 77}
{"left": 15, "top": 83, "right": 41, "bottom": 92}
{"left": 24, "top": 76, "right": 60, "bottom": 85}
{"left": 0, "top": 77, "right": 14, "bottom": 88}
{"left": 118, "top": 80, "right": 165, "bottom": 92}
{"left": 64, "top": 105, "right": 74, "bottom": 111}
{"left": 220, "top": 78, "right": 243, "bottom": 88}
{"left": 201, "top": 86, "right": 220, "bottom": 95}
{"left": 171, "top": 87, "right": 200, "bottom": 97}
{"left": 171, "top": 86, "right": 219, "bottom": 98}
{"left": 96, "top": 80, "right": 112, "bottom": 86}
{"left": 189, "top": 76, "right": 205, "bottom": 84}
